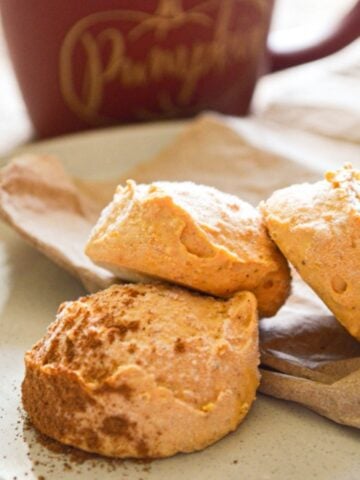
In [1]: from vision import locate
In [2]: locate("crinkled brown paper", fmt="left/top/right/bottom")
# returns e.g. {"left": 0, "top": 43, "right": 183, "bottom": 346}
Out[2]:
{"left": 1, "top": 114, "right": 360, "bottom": 428}
{"left": 0, "top": 154, "right": 115, "bottom": 292}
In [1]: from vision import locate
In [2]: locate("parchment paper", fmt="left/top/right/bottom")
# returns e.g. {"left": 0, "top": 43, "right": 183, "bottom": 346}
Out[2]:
{"left": 0, "top": 114, "right": 360, "bottom": 428}
{"left": 0, "top": 154, "right": 115, "bottom": 292}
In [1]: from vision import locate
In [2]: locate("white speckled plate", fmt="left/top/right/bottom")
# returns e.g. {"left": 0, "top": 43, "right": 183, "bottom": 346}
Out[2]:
{"left": 0, "top": 122, "right": 359, "bottom": 480}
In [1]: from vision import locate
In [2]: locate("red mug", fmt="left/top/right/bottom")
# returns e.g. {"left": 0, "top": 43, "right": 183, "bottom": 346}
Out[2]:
{"left": 1, "top": 0, "right": 360, "bottom": 138}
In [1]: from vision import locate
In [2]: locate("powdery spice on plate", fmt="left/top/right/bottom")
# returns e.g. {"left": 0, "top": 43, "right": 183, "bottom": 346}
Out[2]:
{"left": 21, "top": 414, "right": 153, "bottom": 479}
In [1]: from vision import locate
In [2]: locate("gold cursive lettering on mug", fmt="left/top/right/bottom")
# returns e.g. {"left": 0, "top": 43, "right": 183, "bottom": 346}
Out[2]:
{"left": 59, "top": 0, "right": 269, "bottom": 124}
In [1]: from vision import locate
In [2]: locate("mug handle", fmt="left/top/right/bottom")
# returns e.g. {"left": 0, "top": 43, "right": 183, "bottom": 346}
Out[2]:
{"left": 268, "top": 0, "right": 360, "bottom": 72}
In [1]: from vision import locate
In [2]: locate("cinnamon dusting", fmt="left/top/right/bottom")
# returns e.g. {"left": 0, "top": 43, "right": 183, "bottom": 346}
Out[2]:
{"left": 174, "top": 338, "right": 186, "bottom": 353}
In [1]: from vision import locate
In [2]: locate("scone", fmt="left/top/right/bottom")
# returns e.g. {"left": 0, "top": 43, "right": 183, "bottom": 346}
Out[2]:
{"left": 22, "top": 283, "right": 260, "bottom": 458}
{"left": 261, "top": 164, "right": 360, "bottom": 341}
{"left": 85, "top": 181, "right": 290, "bottom": 317}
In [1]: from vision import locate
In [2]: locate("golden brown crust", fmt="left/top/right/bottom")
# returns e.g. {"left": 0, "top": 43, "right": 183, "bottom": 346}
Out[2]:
{"left": 261, "top": 163, "right": 360, "bottom": 341}
{"left": 85, "top": 181, "right": 290, "bottom": 317}
{"left": 22, "top": 283, "right": 260, "bottom": 458}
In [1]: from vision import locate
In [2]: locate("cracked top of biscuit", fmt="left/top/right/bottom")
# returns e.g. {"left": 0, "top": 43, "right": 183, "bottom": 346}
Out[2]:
{"left": 27, "top": 283, "right": 257, "bottom": 410}
{"left": 325, "top": 164, "right": 360, "bottom": 206}
{"left": 89, "top": 180, "right": 270, "bottom": 264}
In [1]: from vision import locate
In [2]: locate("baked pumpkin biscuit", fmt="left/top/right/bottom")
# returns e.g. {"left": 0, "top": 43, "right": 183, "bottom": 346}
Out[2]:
{"left": 85, "top": 181, "right": 290, "bottom": 317}
{"left": 22, "top": 283, "right": 259, "bottom": 458}
{"left": 261, "top": 164, "right": 360, "bottom": 341}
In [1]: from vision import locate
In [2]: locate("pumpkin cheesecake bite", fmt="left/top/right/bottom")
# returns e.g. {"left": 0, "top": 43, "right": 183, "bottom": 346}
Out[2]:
{"left": 261, "top": 164, "right": 360, "bottom": 341}
{"left": 85, "top": 180, "right": 290, "bottom": 317}
{"left": 22, "top": 283, "right": 259, "bottom": 458}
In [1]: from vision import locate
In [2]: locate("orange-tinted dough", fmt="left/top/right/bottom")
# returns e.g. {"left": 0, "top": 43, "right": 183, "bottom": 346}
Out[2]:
{"left": 86, "top": 181, "right": 290, "bottom": 317}
{"left": 261, "top": 164, "right": 360, "bottom": 341}
{"left": 22, "top": 283, "right": 259, "bottom": 458}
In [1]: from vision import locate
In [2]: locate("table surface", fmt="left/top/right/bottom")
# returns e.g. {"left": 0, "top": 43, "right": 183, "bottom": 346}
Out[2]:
{"left": 0, "top": 0, "right": 357, "bottom": 157}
